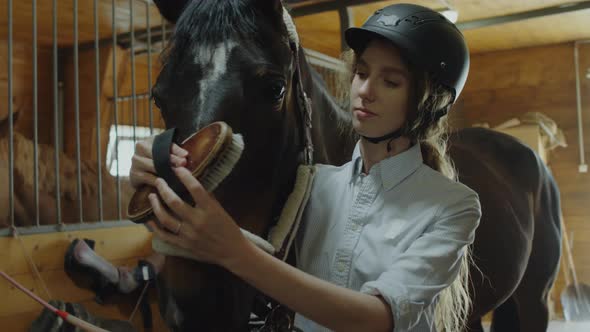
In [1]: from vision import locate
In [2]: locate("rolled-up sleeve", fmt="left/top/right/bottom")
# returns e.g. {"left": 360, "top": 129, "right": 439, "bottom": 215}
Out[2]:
{"left": 360, "top": 192, "right": 481, "bottom": 331}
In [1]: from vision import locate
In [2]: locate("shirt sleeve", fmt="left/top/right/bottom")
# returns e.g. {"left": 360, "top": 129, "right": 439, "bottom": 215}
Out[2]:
{"left": 360, "top": 192, "right": 481, "bottom": 331}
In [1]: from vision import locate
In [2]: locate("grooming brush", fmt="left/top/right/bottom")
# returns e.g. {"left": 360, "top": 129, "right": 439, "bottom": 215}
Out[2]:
{"left": 127, "top": 121, "right": 244, "bottom": 223}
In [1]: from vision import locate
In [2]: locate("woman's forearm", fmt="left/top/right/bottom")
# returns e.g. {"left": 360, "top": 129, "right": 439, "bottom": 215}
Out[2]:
{"left": 224, "top": 240, "right": 393, "bottom": 332}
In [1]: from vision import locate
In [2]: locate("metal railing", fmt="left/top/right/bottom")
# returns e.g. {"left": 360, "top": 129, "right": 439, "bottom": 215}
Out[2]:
{"left": 1, "top": 0, "right": 166, "bottom": 236}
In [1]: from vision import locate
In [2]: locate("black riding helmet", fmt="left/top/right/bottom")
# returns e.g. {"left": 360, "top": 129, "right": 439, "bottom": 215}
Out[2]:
{"left": 344, "top": 3, "right": 469, "bottom": 147}
{"left": 345, "top": 3, "right": 469, "bottom": 104}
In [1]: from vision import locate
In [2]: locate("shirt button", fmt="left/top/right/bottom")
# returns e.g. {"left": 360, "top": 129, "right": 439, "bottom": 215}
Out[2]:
{"left": 400, "top": 302, "right": 410, "bottom": 313}
{"left": 336, "top": 262, "right": 346, "bottom": 272}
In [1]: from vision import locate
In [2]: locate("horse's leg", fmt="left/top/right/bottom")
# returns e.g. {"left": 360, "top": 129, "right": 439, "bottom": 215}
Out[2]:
{"left": 509, "top": 169, "right": 561, "bottom": 332}
{"left": 514, "top": 289, "right": 550, "bottom": 332}
{"left": 490, "top": 296, "right": 520, "bottom": 332}
{"left": 509, "top": 234, "right": 558, "bottom": 332}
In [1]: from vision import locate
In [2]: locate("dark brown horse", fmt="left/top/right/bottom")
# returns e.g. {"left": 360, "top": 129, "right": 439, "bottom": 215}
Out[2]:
{"left": 150, "top": 1, "right": 561, "bottom": 331}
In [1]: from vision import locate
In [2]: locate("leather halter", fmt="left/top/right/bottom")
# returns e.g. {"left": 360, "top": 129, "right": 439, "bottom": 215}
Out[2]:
{"left": 290, "top": 41, "right": 314, "bottom": 166}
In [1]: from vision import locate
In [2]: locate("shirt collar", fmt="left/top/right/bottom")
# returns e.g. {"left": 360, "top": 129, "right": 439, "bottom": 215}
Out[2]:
{"left": 351, "top": 141, "right": 423, "bottom": 191}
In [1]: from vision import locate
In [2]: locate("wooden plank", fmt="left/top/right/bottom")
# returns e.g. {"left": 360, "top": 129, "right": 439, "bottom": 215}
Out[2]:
{"left": 292, "top": 0, "right": 590, "bottom": 57}
{"left": 0, "top": 292, "right": 169, "bottom": 331}
{"left": 0, "top": 225, "right": 165, "bottom": 330}
{"left": 0, "top": 225, "right": 152, "bottom": 275}
{"left": 0, "top": 258, "right": 136, "bottom": 316}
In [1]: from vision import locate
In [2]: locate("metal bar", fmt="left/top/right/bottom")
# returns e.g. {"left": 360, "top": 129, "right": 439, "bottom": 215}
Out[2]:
{"left": 94, "top": 0, "right": 104, "bottom": 222}
{"left": 457, "top": 1, "right": 590, "bottom": 30}
{"left": 289, "top": 0, "right": 384, "bottom": 17}
{"left": 74, "top": 0, "right": 84, "bottom": 223}
{"left": 112, "top": 0, "right": 122, "bottom": 220}
{"left": 130, "top": 0, "right": 137, "bottom": 145}
{"left": 0, "top": 220, "right": 139, "bottom": 237}
{"left": 52, "top": 0, "right": 62, "bottom": 225}
{"left": 161, "top": 16, "right": 166, "bottom": 51}
{"left": 338, "top": 7, "right": 353, "bottom": 53}
{"left": 79, "top": 22, "right": 174, "bottom": 51}
{"left": 146, "top": 2, "right": 154, "bottom": 134}
{"left": 8, "top": 0, "right": 14, "bottom": 227}
{"left": 32, "top": 0, "right": 39, "bottom": 226}
{"left": 574, "top": 41, "right": 587, "bottom": 172}
{"left": 108, "top": 92, "right": 151, "bottom": 102}
{"left": 304, "top": 48, "right": 346, "bottom": 72}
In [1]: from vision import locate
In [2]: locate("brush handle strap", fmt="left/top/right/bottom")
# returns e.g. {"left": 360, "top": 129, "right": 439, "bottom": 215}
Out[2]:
{"left": 153, "top": 128, "right": 185, "bottom": 194}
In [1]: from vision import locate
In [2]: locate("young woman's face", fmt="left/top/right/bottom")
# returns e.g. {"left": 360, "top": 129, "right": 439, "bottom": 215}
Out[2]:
{"left": 350, "top": 39, "right": 413, "bottom": 138}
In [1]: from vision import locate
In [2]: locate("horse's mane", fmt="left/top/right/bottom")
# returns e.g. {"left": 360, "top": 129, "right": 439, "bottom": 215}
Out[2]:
{"left": 162, "top": 1, "right": 283, "bottom": 66}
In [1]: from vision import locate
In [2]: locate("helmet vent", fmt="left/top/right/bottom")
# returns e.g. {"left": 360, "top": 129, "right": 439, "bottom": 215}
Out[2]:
{"left": 377, "top": 13, "right": 400, "bottom": 27}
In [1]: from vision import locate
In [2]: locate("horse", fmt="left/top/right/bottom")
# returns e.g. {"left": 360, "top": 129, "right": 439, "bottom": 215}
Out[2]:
{"left": 448, "top": 128, "right": 562, "bottom": 331}
{"left": 148, "top": 1, "right": 562, "bottom": 331}
{"left": 0, "top": 112, "right": 134, "bottom": 228}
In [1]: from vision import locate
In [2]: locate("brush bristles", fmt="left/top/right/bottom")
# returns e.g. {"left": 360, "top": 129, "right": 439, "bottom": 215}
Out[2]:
{"left": 200, "top": 133, "right": 244, "bottom": 192}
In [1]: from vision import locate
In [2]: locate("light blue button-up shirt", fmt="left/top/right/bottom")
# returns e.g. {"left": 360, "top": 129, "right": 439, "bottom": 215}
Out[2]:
{"left": 294, "top": 142, "right": 481, "bottom": 331}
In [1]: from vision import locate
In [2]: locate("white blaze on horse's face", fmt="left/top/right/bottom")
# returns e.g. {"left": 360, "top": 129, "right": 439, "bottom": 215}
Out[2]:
{"left": 194, "top": 40, "right": 237, "bottom": 128}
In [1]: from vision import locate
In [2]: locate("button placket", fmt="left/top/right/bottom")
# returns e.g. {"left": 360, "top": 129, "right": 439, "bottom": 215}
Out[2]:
{"left": 334, "top": 172, "right": 379, "bottom": 287}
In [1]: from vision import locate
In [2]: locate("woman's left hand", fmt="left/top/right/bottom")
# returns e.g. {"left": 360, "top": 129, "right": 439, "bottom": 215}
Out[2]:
{"left": 146, "top": 167, "right": 248, "bottom": 268}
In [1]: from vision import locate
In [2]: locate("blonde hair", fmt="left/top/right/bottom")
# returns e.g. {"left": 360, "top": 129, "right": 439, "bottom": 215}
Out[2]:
{"left": 341, "top": 48, "right": 473, "bottom": 331}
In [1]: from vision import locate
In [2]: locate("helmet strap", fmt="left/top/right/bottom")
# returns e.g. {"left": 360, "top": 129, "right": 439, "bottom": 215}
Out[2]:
{"left": 360, "top": 104, "right": 450, "bottom": 153}
{"left": 360, "top": 128, "right": 403, "bottom": 153}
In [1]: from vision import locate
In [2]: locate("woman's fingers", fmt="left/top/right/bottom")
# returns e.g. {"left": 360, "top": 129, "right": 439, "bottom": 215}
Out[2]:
{"left": 173, "top": 167, "right": 211, "bottom": 208}
{"left": 147, "top": 220, "right": 188, "bottom": 248}
{"left": 171, "top": 143, "right": 188, "bottom": 157}
{"left": 135, "top": 139, "right": 153, "bottom": 159}
{"left": 131, "top": 154, "right": 157, "bottom": 174}
{"left": 132, "top": 171, "right": 158, "bottom": 187}
{"left": 153, "top": 178, "right": 195, "bottom": 222}
{"left": 170, "top": 154, "right": 187, "bottom": 167}
{"left": 148, "top": 192, "right": 185, "bottom": 234}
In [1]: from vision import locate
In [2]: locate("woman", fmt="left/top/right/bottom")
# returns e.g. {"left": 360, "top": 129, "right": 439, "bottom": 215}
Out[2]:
{"left": 133, "top": 4, "right": 480, "bottom": 331}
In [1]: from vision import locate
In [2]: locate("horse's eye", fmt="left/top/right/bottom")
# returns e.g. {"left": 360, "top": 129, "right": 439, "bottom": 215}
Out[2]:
{"left": 269, "top": 80, "right": 286, "bottom": 102}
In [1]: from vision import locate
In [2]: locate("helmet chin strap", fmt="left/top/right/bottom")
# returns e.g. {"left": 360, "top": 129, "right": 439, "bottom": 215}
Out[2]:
{"left": 360, "top": 127, "right": 403, "bottom": 153}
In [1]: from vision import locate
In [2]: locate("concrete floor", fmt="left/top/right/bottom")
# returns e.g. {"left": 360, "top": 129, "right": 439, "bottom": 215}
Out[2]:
{"left": 483, "top": 321, "right": 590, "bottom": 332}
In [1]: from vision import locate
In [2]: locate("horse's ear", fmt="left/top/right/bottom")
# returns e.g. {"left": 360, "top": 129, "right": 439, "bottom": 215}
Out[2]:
{"left": 153, "top": 0, "right": 191, "bottom": 23}
{"left": 253, "top": 0, "right": 283, "bottom": 19}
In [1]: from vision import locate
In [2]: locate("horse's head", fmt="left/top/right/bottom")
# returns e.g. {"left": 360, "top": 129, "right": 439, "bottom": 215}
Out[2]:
{"left": 151, "top": 0, "right": 307, "bottom": 330}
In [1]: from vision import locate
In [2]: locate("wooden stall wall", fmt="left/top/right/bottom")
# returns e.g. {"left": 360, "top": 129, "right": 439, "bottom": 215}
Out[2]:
{"left": 452, "top": 41, "right": 590, "bottom": 317}
{"left": 0, "top": 225, "right": 170, "bottom": 331}
{"left": 62, "top": 48, "right": 163, "bottom": 163}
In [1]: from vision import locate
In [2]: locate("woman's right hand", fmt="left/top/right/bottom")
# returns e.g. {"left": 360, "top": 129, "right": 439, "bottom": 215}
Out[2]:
{"left": 129, "top": 136, "right": 189, "bottom": 189}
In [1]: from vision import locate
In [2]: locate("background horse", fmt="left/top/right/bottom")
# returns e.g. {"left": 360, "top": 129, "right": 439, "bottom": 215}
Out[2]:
{"left": 150, "top": 1, "right": 561, "bottom": 331}
{"left": 449, "top": 128, "right": 562, "bottom": 331}
{"left": 0, "top": 112, "right": 133, "bottom": 227}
